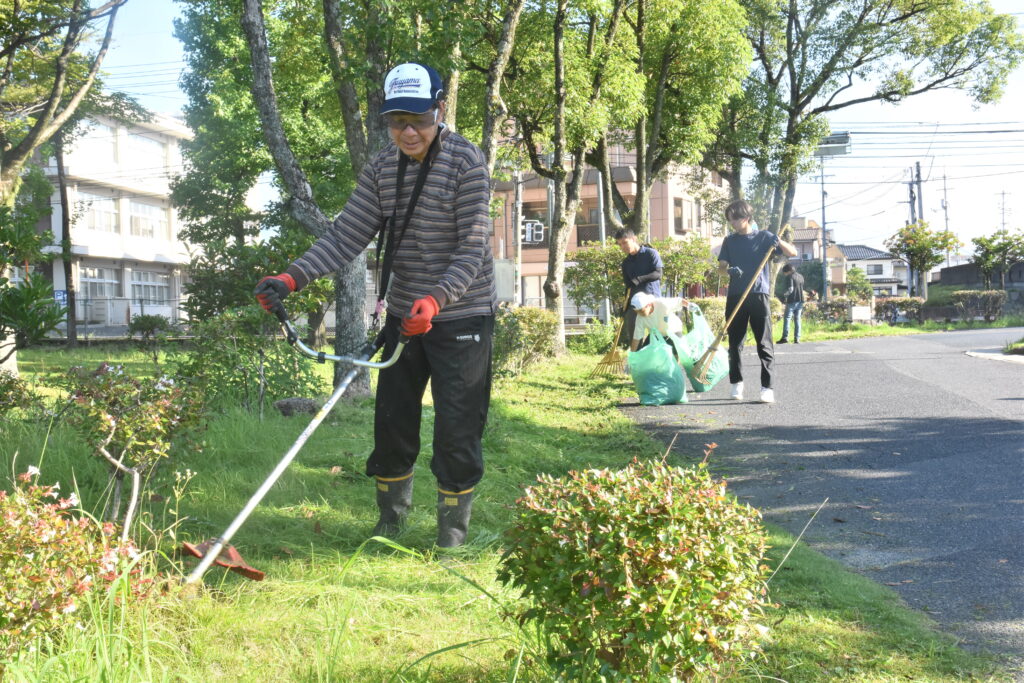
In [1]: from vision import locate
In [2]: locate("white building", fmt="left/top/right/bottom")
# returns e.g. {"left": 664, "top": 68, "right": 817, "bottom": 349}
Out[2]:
{"left": 838, "top": 244, "right": 909, "bottom": 296}
{"left": 39, "top": 114, "right": 192, "bottom": 330}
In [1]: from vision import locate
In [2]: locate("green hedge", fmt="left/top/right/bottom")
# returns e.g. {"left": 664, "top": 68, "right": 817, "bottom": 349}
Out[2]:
{"left": 874, "top": 297, "right": 924, "bottom": 323}
{"left": 493, "top": 304, "right": 559, "bottom": 377}
{"left": 950, "top": 290, "right": 1007, "bottom": 322}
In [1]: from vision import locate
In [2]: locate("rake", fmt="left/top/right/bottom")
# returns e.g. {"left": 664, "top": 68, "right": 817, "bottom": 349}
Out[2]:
{"left": 692, "top": 246, "right": 777, "bottom": 384}
{"left": 589, "top": 297, "right": 630, "bottom": 378}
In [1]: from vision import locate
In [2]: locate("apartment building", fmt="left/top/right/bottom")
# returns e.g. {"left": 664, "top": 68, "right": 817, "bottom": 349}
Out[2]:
{"left": 39, "top": 114, "right": 191, "bottom": 330}
{"left": 491, "top": 146, "right": 728, "bottom": 312}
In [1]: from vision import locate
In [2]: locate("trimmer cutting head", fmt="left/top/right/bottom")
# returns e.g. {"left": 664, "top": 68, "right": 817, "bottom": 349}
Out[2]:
{"left": 182, "top": 540, "right": 265, "bottom": 581}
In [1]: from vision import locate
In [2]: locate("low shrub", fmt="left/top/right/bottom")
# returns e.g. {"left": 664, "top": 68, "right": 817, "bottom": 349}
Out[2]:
{"left": 688, "top": 297, "right": 725, "bottom": 332}
{"left": 951, "top": 290, "right": 1007, "bottom": 322}
{"left": 492, "top": 304, "right": 559, "bottom": 377}
{"left": 53, "top": 363, "right": 205, "bottom": 536}
{"left": 498, "top": 457, "right": 771, "bottom": 681}
{"left": 815, "top": 296, "right": 853, "bottom": 323}
{"left": 127, "top": 314, "right": 177, "bottom": 368}
{"left": 875, "top": 296, "right": 924, "bottom": 323}
{"left": 567, "top": 318, "right": 619, "bottom": 355}
{"left": 170, "top": 306, "right": 324, "bottom": 411}
{"left": 0, "top": 369, "right": 35, "bottom": 417}
{"left": 0, "top": 469, "right": 146, "bottom": 661}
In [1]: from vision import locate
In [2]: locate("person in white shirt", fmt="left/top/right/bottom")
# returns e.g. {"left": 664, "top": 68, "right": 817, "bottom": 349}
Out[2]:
{"left": 630, "top": 292, "right": 689, "bottom": 352}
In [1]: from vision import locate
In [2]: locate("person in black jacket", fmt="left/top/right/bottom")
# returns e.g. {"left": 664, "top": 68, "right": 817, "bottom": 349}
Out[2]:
{"left": 778, "top": 263, "right": 805, "bottom": 344}
{"left": 615, "top": 228, "right": 663, "bottom": 347}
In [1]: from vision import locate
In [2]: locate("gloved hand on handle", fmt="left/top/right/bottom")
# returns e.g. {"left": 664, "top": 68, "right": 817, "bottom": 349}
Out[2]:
{"left": 401, "top": 295, "right": 440, "bottom": 336}
{"left": 726, "top": 266, "right": 743, "bottom": 279}
{"left": 254, "top": 273, "right": 296, "bottom": 314}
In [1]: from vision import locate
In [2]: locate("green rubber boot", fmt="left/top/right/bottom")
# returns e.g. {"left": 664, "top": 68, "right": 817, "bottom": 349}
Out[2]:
{"left": 371, "top": 471, "right": 414, "bottom": 537}
{"left": 436, "top": 489, "right": 474, "bottom": 548}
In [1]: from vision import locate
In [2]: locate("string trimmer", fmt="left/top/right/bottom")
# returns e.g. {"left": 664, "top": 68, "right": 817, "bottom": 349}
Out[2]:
{"left": 692, "top": 245, "right": 777, "bottom": 384}
{"left": 182, "top": 304, "right": 408, "bottom": 585}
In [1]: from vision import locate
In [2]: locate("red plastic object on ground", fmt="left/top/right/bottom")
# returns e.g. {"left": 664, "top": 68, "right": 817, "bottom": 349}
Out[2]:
{"left": 182, "top": 540, "right": 265, "bottom": 581}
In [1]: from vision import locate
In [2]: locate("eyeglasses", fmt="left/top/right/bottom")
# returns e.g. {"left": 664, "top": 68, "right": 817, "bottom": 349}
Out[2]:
{"left": 383, "top": 109, "right": 438, "bottom": 131}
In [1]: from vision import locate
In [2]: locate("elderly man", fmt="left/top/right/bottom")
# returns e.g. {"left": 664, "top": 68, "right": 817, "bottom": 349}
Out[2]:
{"left": 629, "top": 292, "right": 689, "bottom": 352}
{"left": 254, "top": 62, "right": 494, "bottom": 548}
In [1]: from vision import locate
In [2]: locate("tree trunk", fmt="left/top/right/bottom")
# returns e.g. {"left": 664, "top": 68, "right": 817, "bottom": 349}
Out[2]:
{"left": 55, "top": 132, "right": 77, "bottom": 345}
{"left": 479, "top": 0, "right": 526, "bottom": 179}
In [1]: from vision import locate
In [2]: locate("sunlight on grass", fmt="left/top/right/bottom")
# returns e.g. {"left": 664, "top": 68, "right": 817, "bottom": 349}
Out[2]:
{"left": 0, "top": 346, "right": 1009, "bottom": 681}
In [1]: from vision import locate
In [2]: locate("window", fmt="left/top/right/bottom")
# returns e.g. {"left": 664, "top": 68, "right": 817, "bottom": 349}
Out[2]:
{"left": 4, "top": 265, "right": 31, "bottom": 284}
{"left": 866, "top": 264, "right": 883, "bottom": 276}
{"left": 77, "top": 191, "right": 119, "bottom": 232}
{"left": 129, "top": 200, "right": 169, "bottom": 239}
{"left": 131, "top": 270, "right": 170, "bottom": 305}
{"left": 74, "top": 121, "right": 116, "bottom": 164}
{"left": 80, "top": 266, "right": 119, "bottom": 300}
{"left": 127, "top": 132, "right": 166, "bottom": 163}
{"left": 674, "top": 198, "right": 684, "bottom": 234}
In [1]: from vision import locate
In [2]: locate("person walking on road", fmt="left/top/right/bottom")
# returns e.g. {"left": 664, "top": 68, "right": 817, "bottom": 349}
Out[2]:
{"left": 616, "top": 228, "right": 663, "bottom": 346}
{"left": 777, "top": 263, "right": 805, "bottom": 344}
{"left": 716, "top": 200, "right": 797, "bottom": 403}
{"left": 254, "top": 62, "right": 495, "bottom": 548}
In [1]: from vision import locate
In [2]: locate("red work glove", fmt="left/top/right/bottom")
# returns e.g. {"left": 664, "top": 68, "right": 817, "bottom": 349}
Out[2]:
{"left": 254, "top": 273, "right": 296, "bottom": 313}
{"left": 401, "top": 295, "right": 440, "bottom": 336}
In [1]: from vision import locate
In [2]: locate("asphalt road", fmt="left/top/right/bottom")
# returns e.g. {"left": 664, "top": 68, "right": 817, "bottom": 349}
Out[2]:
{"left": 621, "top": 327, "right": 1024, "bottom": 674}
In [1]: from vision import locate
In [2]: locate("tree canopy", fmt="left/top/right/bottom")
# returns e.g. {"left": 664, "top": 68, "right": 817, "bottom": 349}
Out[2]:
{"left": 706, "top": 1, "right": 1024, "bottom": 234}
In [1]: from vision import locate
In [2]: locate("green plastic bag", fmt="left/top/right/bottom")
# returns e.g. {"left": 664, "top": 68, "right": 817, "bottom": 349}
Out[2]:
{"left": 628, "top": 329, "right": 687, "bottom": 405}
{"left": 681, "top": 304, "right": 729, "bottom": 392}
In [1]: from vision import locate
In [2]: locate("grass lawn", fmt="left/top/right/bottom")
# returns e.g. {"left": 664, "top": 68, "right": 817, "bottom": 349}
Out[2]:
{"left": 0, "top": 345, "right": 1011, "bottom": 681}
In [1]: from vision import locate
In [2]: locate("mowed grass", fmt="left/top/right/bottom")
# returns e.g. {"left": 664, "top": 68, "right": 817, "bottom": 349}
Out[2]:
{"left": 0, "top": 345, "right": 1010, "bottom": 681}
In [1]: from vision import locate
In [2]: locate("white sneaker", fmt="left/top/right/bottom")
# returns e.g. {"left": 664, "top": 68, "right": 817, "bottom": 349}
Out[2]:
{"left": 759, "top": 387, "right": 775, "bottom": 404}
{"left": 730, "top": 382, "right": 744, "bottom": 400}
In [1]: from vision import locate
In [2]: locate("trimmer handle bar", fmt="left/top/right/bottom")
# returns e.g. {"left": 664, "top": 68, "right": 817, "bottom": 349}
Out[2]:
{"left": 273, "top": 303, "right": 408, "bottom": 369}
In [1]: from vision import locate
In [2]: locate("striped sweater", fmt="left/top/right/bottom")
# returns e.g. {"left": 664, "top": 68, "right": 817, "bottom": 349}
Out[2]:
{"left": 286, "top": 126, "right": 496, "bottom": 321}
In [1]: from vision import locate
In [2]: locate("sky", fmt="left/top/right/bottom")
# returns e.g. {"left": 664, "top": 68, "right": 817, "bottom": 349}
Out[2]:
{"left": 99, "top": 0, "right": 1024, "bottom": 251}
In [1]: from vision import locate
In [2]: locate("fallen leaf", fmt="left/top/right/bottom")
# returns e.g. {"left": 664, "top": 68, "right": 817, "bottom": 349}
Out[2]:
{"left": 303, "top": 509, "right": 314, "bottom": 519}
{"left": 885, "top": 582, "right": 901, "bottom": 586}
{"left": 330, "top": 466, "right": 342, "bottom": 475}
{"left": 998, "top": 559, "right": 1009, "bottom": 564}
{"left": 313, "top": 521, "right": 323, "bottom": 534}
{"left": 854, "top": 504, "right": 872, "bottom": 510}
{"left": 902, "top": 579, "right": 914, "bottom": 584}
{"left": 892, "top": 452, "right": 901, "bottom": 456}
{"left": 832, "top": 517, "right": 846, "bottom": 523}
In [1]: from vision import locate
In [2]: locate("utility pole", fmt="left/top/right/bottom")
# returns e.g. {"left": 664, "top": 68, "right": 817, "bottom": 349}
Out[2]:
{"left": 596, "top": 170, "right": 609, "bottom": 323}
{"left": 813, "top": 132, "right": 850, "bottom": 302}
{"left": 820, "top": 157, "right": 828, "bottom": 302}
{"left": 907, "top": 171, "right": 916, "bottom": 296}
{"left": 915, "top": 161, "right": 924, "bottom": 297}
{"left": 942, "top": 174, "right": 951, "bottom": 267}
{"left": 513, "top": 169, "right": 523, "bottom": 306}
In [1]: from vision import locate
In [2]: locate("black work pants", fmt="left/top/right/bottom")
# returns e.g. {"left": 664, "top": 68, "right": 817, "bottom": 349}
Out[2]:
{"left": 725, "top": 293, "right": 774, "bottom": 389}
{"left": 367, "top": 313, "right": 494, "bottom": 493}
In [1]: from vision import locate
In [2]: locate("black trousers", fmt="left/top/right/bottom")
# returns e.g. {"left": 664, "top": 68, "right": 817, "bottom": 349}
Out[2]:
{"left": 367, "top": 313, "right": 494, "bottom": 493}
{"left": 725, "top": 293, "right": 774, "bottom": 389}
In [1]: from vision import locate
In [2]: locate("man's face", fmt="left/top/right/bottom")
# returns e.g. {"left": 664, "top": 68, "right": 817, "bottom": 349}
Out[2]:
{"left": 616, "top": 236, "right": 639, "bottom": 256}
{"left": 727, "top": 214, "right": 751, "bottom": 233}
{"left": 385, "top": 103, "right": 444, "bottom": 161}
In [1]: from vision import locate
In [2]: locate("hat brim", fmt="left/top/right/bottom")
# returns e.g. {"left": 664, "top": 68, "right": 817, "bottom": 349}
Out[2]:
{"left": 380, "top": 97, "right": 435, "bottom": 115}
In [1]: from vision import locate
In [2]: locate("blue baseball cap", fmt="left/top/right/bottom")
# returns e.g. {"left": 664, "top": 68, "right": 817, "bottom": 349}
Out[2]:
{"left": 380, "top": 62, "right": 445, "bottom": 115}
